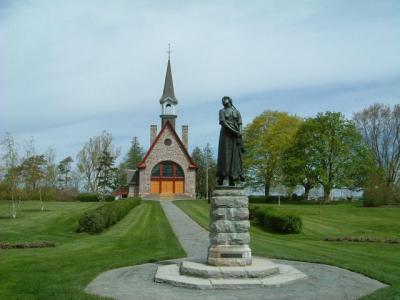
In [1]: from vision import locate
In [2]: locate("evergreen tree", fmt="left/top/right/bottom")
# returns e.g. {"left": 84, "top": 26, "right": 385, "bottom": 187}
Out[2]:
{"left": 97, "top": 149, "right": 118, "bottom": 196}
{"left": 124, "top": 137, "right": 144, "bottom": 169}
{"left": 118, "top": 137, "right": 144, "bottom": 187}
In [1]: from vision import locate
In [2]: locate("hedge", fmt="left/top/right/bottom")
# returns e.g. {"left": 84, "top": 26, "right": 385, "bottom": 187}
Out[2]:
{"left": 77, "top": 193, "right": 100, "bottom": 202}
{"left": 77, "top": 198, "right": 141, "bottom": 234}
{"left": 250, "top": 206, "right": 302, "bottom": 234}
{"left": 249, "top": 195, "right": 306, "bottom": 204}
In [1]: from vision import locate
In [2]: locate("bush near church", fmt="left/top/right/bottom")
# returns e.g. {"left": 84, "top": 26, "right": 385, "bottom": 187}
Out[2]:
{"left": 77, "top": 198, "right": 141, "bottom": 234}
{"left": 250, "top": 206, "right": 302, "bottom": 234}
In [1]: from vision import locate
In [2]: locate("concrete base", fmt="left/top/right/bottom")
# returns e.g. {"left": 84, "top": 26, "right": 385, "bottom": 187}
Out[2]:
{"left": 208, "top": 245, "right": 252, "bottom": 266}
{"left": 155, "top": 257, "right": 307, "bottom": 289}
{"left": 180, "top": 258, "right": 279, "bottom": 279}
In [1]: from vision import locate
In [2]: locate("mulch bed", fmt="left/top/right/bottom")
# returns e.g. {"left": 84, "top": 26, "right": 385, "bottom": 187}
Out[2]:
{"left": 324, "top": 236, "right": 400, "bottom": 244}
{"left": 0, "top": 241, "right": 56, "bottom": 249}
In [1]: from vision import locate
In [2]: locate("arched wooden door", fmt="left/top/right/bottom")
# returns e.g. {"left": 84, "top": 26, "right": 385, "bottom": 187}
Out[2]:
{"left": 150, "top": 161, "right": 184, "bottom": 195}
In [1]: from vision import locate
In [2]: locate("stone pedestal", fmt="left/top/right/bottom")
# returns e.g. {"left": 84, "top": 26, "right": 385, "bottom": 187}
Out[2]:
{"left": 207, "top": 186, "right": 252, "bottom": 266}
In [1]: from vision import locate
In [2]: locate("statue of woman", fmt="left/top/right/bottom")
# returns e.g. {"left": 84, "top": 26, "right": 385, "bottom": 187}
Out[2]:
{"left": 217, "top": 96, "right": 245, "bottom": 186}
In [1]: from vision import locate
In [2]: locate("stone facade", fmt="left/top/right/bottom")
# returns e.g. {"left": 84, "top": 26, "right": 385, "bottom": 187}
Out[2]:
{"left": 137, "top": 123, "right": 196, "bottom": 199}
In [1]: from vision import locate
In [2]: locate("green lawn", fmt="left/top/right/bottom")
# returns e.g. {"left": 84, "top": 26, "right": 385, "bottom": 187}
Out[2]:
{"left": 0, "top": 200, "right": 185, "bottom": 299}
{"left": 174, "top": 200, "right": 400, "bottom": 299}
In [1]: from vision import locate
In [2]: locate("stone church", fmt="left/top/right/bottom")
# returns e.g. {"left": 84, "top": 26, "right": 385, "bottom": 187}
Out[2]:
{"left": 127, "top": 56, "right": 197, "bottom": 199}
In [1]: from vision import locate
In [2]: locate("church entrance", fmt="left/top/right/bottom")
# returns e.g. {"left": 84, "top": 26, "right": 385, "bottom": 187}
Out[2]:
{"left": 150, "top": 161, "right": 185, "bottom": 195}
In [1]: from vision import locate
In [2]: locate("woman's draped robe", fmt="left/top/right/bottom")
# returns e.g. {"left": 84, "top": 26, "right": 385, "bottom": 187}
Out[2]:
{"left": 217, "top": 107, "right": 244, "bottom": 180}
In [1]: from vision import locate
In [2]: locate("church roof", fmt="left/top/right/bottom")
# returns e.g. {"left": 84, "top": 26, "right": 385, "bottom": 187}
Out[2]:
{"left": 137, "top": 120, "right": 197, "bottom": 169}
{"left": 160, "top": 58, "right": 178, "bottom": 105}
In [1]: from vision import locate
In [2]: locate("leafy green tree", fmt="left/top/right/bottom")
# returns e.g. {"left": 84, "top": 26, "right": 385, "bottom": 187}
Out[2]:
{"left": 243, "top": 111, "right": 302, "bottom": 196}
{"left": 20, "top": 154, "right": 47, "bottom": 210}
{"left": 192, "top": 144, "right": 217, "bottom": 198}
{"left": 293, "top": 112, "right": 372, "bottom": 201}
{"left": 281, "top": 122, "right": 319, "bottom": 200}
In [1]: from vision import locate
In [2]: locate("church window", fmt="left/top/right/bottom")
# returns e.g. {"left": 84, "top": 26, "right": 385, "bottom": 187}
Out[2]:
{"left": 150, "top": 161, "right": 184, "bottom": 178}
{"left": 164, "top": 138, "right": 172, "bottom": 146}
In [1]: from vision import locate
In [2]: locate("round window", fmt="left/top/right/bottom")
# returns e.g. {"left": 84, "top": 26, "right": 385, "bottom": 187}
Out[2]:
{"left": 164, "top": 138, "right": 172, "bottom": 146}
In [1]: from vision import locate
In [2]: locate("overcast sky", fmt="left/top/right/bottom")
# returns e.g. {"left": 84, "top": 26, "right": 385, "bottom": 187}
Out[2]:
{"left": 1, "top": 0, "right": 399, "bottom": 163}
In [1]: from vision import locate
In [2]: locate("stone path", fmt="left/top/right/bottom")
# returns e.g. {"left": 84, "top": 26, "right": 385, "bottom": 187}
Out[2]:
{"left": 159, "top": 201, "right": 208, "bottom": 259}
{"left": 86, "top": 201, "right": 388, "bottom": 300}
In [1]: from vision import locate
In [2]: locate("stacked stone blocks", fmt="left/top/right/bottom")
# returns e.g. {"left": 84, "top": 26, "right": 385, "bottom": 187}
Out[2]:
{"left": 208, "top": 186, "right": 252, "bottom": 266}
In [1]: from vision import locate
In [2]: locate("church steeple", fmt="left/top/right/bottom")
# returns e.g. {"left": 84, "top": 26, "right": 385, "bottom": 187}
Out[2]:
{"left": 160, "top": 57, "right": 177, "bottom": 104}
{"left": 160, "top": 44, "right": 178, "bottom": 128}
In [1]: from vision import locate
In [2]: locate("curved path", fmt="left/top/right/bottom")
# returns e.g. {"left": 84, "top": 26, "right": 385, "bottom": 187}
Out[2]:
{"left": 86, "top": 201, "right": 388, "bottom": 300}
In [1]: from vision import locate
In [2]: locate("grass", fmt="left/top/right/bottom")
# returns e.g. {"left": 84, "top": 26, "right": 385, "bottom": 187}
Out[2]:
{"left": 0, "top": 200, "right": 185, "bottom": 299}
{"left": 174, "top": 200, "right": 400, "bottom": 299}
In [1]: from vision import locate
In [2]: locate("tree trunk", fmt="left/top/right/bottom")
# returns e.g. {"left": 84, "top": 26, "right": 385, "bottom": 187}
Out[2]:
{"left": 40, "top": 188, "right": 44, "bottom": 211}
{"left": 323, "top": 186, "right": 331, "bottom": 202}
{"left": 11, "top": 189, "right": 16, "bottom": 219}
{"left": 264, "top": 183, "right": 270, "bottom": 197}
{"left": 304, "top": 186, "right": 310, "bottom": 201}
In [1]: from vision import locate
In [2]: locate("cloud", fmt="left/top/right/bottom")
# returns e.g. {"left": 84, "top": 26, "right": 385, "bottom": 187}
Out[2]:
{"left": 0, "top": 0, "right": 399, "bottom": 161}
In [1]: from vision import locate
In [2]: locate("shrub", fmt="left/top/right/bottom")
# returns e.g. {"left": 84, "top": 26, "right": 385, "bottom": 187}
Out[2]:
{"left": 363, "top": 180, "right": 400, "bottom": 207}
{"left": 77, "top": 198, "right": 141, "bottom": 234}
{"left": 248, "top": 196, "right": 267, "bottom": 204}
{"left": 251, "top": 206, "right": 302, "bottom": 234}
{"left": 56, "top": 188, "right": 79, "bottom": 202}
{"left": 249, "top": 195, "right": 306, "bottom": 204}
{"left": 104, "top": 195, "right": 115, "bottom": 202}
{"left": 77, "top": 193, "right": 100, "bottom": 202}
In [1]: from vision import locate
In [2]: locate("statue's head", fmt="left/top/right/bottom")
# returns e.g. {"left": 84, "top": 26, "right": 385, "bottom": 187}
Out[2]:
{"left": 222, "top": 96, "right": 232, "bottom": 107}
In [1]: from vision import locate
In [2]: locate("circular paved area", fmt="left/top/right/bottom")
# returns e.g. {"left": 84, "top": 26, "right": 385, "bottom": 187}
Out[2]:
{"left": 85, "top": 201, "right": 387, "bottom": 299}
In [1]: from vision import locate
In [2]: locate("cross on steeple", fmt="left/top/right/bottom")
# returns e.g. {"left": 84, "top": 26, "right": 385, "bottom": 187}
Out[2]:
{"left": 167, "top": 43, "right": 172, "bottom": 59}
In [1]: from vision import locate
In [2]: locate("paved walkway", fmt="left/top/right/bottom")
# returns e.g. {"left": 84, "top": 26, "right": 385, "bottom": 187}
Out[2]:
{"left": 159, "top": 201, "right": 208, "bottom": 259}
{"left": 86, "top": 201, "right": 388, "bottom": 300}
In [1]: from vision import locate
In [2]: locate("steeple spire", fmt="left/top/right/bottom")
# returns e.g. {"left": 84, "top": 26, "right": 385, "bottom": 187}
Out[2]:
{"left": 160, "top": 45, "right": 178, "bottom": 128}
{"left": 160, "top": 45, "right": 177, "bottom": 104}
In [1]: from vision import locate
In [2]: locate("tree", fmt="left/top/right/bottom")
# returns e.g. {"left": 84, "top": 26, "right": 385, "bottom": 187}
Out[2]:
{"left": 97, "top": 148, "right": 119, "bottom": 196}
{"left": 192, "top": 144, "right": 217, "bottom": 198}
{"left": 20, "top": 154, "right": 47, "bottom": 210}
{"left": 76, "top": 131, "right": 120, "bottom": 193}
{"left": 0, "top": 133, "right": 20, "bottom": 218}
{"left": 58, "top": 156, "right": 73, "bottom": 188}
{"left": 353, "top": 103, "right": 400, "bottom": 185}
{"left": 117, "top": 137, "right": 144, "bottom": 187}
{"left": 281, "top": 123, "right": 320, "bottom": 200}
{"left": 243, "top": 111, "right": 302, "bottom": 196}
{"left": 44, "top": 148, "right": 57, "bottom": 188}
{"left": 294, "top": 112, "right": 372, "bottom": 201}
{"left": 124, "top": 137, "right": 144, "bottom": 169}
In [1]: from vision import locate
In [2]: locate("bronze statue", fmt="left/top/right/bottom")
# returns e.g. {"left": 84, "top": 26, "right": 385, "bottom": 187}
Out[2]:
{"left": 217, "top": 96, "right": 245, "bottom": 186}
